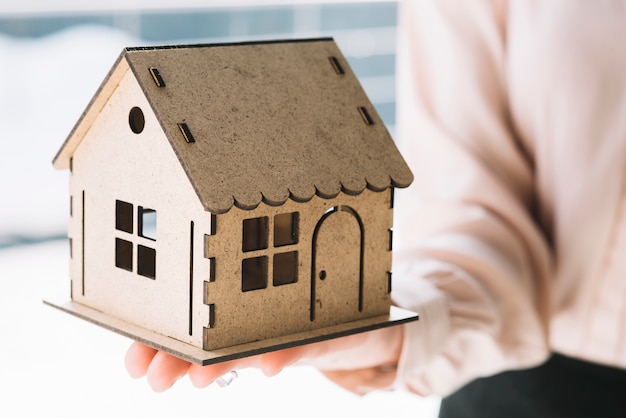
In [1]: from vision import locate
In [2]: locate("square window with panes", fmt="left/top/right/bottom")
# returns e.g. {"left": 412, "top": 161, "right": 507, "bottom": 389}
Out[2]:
{"left": 114, "top": 200, "right": 157, "bottom": 280}
{"left": 240, "top": 212, "right": 299, "bottom": 292}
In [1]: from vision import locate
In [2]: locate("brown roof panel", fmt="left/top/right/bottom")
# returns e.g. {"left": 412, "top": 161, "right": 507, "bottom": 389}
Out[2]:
{"left": 59, "top": 39, "right": 413, "bottom": 213}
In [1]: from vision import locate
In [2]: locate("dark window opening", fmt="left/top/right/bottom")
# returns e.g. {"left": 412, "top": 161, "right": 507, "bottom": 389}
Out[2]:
{"left": 273, "top": 251, "right": 298, "bottom": 286}
{"left": 138, "top": 245, "right": 156, "bottom": 279}
{"left": 242, "top": 256, "right": 267, "bottom": 291}
{"left": 274, "top": 212, "right": 299, "bottom": 247}
{"left": 116, "top": 200, "right": 133, "bottom": 233}
{"left": 115, "top": 200, "right": 157, "bottom": 279}
{"left": 115, "top": 238, "right": 133, "bottom": 272}
{"left": 129, "top": 107, "right": 145, "bottom": 134}
{"left": 242, "top": 216, "right": 268, "bottom": 252}
{"left": 240, "top": 212, "right": 301, "bottom": 292}
{"left": 138, "top": 207, "right": 157, "bottom": 240}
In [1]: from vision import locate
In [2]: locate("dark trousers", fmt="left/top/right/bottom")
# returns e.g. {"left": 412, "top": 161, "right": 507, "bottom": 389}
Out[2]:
{"left": 438, "top": 353, "right": 626, "bottom": 418}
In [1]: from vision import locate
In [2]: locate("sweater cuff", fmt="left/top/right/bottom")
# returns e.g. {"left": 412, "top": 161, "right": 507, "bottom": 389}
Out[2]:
{"left": 391, "top": 261, "right": 452, "bottom": 395}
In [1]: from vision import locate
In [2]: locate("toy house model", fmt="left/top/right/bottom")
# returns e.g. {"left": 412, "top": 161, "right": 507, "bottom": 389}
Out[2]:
{"left": 48, "top": 38, "right": 416, "bottom": 364}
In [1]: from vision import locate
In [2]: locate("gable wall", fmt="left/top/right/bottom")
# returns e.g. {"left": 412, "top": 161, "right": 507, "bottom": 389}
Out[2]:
{"left": 68, "top": 67, "right": 211, "bottom": 348}
{"left": 204, "top": 188, "right": 394, "bottom": 350}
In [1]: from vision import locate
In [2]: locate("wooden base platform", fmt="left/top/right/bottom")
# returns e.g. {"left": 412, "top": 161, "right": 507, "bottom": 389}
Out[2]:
{"left": 44, "top": 299, "right": 418, "bottom": 366}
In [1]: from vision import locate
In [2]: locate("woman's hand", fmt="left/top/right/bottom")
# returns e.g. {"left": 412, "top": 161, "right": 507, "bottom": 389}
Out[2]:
{"left": 125, "top": 325, "right": 404, "bottom": 394}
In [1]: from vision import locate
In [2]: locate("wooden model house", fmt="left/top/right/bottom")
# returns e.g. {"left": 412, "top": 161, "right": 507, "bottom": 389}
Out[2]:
{"left": 49, "top": 39, "right": 416, "bottom": 364}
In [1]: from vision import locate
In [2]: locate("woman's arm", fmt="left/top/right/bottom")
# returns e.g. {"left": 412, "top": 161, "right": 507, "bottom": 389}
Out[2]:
{"left": 391, "top": 0, "right": 553, "bottom": 395}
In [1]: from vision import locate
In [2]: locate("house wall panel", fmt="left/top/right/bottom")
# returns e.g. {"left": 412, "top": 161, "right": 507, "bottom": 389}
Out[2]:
{"left": 204, "top": 188, "right": 393, "bottom": 350}
{"left": 69, "top": 66, "right": 210, "bottom": 348}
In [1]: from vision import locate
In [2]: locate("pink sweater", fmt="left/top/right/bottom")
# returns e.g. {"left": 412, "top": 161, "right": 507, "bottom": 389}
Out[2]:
{"left": 393, "top": 0, "right": 626, "bottom": 395}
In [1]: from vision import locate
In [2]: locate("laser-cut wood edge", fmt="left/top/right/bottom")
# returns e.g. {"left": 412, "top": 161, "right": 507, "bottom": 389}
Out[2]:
{"left": 43, "top": 298, "right": 418, "bottom": 366}
{"left": 54, "top": 40, "right": 415, "bottom": 211}
{"left": 51, "top": 39, "right": 415, "bottom": 357}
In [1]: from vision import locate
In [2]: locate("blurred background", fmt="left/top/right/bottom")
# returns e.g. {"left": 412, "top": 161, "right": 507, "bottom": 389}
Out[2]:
{"left": 0, "top": 1, "right": 441, "bottom": 416}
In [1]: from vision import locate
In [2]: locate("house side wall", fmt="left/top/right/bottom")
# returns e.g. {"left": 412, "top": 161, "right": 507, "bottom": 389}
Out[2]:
{"left": 204, "top": 189, "right": 393, "bottom": 350}
{"left": 67, "top": 69, "right": 210, "bottom": 348}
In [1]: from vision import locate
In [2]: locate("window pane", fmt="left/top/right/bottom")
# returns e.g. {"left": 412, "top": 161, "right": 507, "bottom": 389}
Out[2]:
{"left": 138, "top": 245, "right": 156, "bottom": 279}
{"left": 115, "top": 200, "right": 133, "bottom": 233}
{"left": 242, "top": 256, "right": 267, "bottom": 291}
{"left": 274, "top": 212, "right": 299, "bottom": 247}
{"left": 138, "top": 207, "right": 157, "bottom": 240}
{"left": 115, "top": 238, "right": 133, "bottom": 271}
{"left": 242, "top": 216, "right": 268, "bottom": 252}
{"left": 273, "top": 251, "right": 298, "bottom": 286}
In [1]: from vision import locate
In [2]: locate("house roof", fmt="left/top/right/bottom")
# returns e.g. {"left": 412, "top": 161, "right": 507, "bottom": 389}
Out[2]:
{"left": 54, "top": 38, "right": 413, "bottom": 214}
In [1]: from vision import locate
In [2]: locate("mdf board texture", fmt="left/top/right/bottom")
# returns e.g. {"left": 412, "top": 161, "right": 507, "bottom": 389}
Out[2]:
{"left": 204, "top": 189, "right": 393, "bottom": 350}
{"left": 123, "top": 39, "right": 413, "bottom": 213}
{"left": 68, "top": 65, "right": 211, "bottom": 349}
{"left": 55, "top": 38, "right": 414, "bottom": 354}
{"left": 45, "top": 299, "right": 417, "bottom": 366}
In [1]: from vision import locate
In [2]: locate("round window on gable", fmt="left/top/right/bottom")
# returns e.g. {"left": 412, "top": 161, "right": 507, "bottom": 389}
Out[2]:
{"left": 129, "top": 107, "right": 145, "bottom": 134}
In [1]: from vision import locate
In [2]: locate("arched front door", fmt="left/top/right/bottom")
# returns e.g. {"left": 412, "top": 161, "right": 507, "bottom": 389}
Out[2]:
{"left": 310, "top": 206, "right": 364, "bottom": 326}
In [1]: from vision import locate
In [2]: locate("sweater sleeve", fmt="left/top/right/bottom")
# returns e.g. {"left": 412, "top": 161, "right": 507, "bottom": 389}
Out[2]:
{"left": 391, "top": 0, "right": 553, "bottom": 396}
